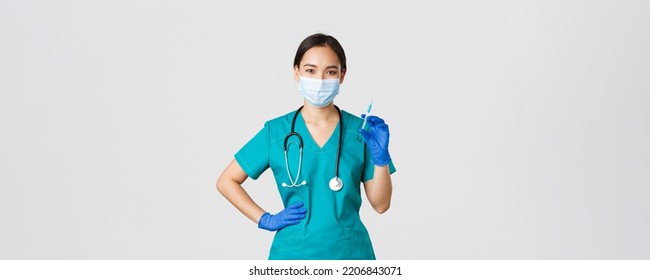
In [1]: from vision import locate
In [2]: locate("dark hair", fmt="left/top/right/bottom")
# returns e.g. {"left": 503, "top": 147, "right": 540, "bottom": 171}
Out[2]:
{"left": 293, "top": 33, "right": 347, "bottom": 72}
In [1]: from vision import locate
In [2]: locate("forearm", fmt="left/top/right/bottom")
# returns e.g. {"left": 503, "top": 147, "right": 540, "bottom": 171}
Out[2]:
{"left": 366, "top": 165, "right": 393, "bottom": 213}
{"left": 217, "top": 178, "right": 266, "bottom": 224}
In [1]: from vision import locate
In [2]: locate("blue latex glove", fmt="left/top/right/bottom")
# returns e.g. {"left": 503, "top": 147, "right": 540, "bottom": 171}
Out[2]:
{"left": 258, "top": 202, "right": 307, "bottom": 231}
{"left": 359, "top": 115, "right": 392, "bottom": 166}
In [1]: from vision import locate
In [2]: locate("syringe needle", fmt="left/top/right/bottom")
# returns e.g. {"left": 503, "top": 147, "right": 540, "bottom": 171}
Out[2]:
{"left": 361, "top": 99, "right": 374, "bottom": 130}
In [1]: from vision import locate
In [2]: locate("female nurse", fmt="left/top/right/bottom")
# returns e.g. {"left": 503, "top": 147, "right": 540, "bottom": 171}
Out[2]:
{"left": 216, "top": 33, "right": 396, "bottom": 260}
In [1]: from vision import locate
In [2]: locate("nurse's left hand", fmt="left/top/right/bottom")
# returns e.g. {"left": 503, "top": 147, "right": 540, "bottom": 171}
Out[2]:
{"left": 359, "top": 115, "right": 392, "bottom": 166}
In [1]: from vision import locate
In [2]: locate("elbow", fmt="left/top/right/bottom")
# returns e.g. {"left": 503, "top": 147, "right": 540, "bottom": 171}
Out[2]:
{"left": 373, "top": 203, "right": 390, "bottom": 214}
{"left": 216, "top": 175, "right": 227, "bottom": 195}
{"left": 216, "top": 170, "right": 246, "bottom": 196}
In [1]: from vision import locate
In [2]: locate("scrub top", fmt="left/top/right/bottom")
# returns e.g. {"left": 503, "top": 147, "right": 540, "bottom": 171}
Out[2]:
{"left": 235, "top": 108, "right": 396, "bottom": 260}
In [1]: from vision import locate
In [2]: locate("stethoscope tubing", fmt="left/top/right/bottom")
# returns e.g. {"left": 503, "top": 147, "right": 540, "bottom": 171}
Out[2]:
{"left": 282, "top": 105, "right": 343, "bottom": 190}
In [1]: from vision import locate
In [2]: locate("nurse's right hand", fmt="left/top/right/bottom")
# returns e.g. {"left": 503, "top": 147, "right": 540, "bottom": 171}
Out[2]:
{"left": 258, "top": 202, "right": 307, "bottom": 231}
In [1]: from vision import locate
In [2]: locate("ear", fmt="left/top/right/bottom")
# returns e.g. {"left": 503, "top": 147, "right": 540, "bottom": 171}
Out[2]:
{"left": 339, "top": 69, "right": 346, "bottom": 84}
{"left": 294, "top": 66, "right": 300, "bottom": 82}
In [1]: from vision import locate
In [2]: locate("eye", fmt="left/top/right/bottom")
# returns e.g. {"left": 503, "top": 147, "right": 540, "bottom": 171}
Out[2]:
{"left": 327, "top": 70, "right": 338, "bottom": 76}
{"left": 305, "top": 69, "right": 315, "bottom": 74}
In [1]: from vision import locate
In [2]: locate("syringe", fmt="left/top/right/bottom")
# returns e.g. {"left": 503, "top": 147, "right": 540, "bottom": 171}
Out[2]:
{"left": 361, "top": 99, "right": 374, "bottom": 130}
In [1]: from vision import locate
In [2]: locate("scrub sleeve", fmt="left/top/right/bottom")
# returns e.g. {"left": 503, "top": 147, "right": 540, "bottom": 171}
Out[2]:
{"left": 235, "top": 123, "right": 270, "bottom": 180}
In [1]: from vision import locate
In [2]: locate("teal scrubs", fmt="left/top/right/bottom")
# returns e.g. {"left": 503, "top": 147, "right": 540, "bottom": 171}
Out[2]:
{"left": 235, "top": 109, "right": 396, "bottom": 260}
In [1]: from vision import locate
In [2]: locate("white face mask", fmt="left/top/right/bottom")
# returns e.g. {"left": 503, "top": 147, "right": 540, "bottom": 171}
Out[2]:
{"left": 298, "top": 76, "right": 340, "bottom": 108}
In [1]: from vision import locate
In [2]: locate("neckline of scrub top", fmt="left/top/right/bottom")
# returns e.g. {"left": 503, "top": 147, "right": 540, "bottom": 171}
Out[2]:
{"left": 295, "top": 111, "right": 341, "bottom": 152}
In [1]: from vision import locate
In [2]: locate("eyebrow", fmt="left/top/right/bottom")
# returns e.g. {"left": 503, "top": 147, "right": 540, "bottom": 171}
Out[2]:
{"left": 302, "top": 64, "right": 339, "bottom": 70}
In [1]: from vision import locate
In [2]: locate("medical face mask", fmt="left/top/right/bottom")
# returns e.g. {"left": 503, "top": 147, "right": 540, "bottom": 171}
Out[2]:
{"left": 298, "top": 76, "right": 340, "bottom": 108}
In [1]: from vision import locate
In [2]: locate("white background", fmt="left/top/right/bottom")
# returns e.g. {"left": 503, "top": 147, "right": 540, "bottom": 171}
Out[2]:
{"left": 1, "top": 0, "right": 649, "bottom": 259}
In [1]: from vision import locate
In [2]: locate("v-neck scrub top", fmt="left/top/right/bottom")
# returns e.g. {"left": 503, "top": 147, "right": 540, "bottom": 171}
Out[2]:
{"left": 235, "top": 109, "right": 396, "bottom": 260}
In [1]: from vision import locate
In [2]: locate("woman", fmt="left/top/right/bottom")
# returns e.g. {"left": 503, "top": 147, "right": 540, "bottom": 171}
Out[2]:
{"left": 217, "top": 33, "right": 396, "bottom": 260}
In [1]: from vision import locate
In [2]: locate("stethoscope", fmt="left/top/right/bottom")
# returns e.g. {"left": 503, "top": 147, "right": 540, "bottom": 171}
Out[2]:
{"left": 281, "top": 105, "right": 343, "bottom": 191}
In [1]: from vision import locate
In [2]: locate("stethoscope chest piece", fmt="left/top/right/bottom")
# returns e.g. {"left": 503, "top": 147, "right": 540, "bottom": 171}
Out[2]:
{"left": 329, "top": 177, "right": 343, "bottom": 191}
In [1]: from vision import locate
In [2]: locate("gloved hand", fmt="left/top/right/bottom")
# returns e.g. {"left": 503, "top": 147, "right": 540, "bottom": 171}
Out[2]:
{"left": 258, "top": 202, "right": 307, "bottom": 231}
{"left": 359, "top": 115, "right": 392, "bottom": 166}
